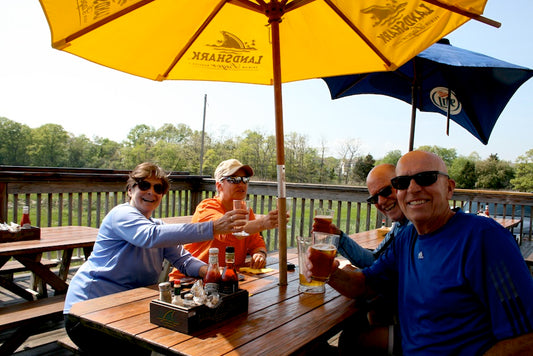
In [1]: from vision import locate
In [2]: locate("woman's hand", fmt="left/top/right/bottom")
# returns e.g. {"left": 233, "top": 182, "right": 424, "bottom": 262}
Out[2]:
{"left": 213, "top": 209, "right": 247, "bottom": 235}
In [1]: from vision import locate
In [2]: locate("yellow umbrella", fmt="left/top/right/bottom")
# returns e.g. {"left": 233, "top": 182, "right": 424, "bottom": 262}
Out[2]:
{"left": 39, "top": 0, "right": 497, "bottom": 284}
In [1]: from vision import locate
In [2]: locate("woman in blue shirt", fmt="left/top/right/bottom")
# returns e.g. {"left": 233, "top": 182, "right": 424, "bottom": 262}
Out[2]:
{"left": 64, "top": 162, "right": 246, "bottom": 354}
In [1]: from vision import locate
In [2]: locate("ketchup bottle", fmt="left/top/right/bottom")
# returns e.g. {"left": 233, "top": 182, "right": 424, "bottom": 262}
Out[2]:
{"left": 204, "top": 248, "right": 221, "bottom": 293}
{"left": 20, "top": 206, "right": 31, "bottom": 228}
{"left": 221, "top": 246, "right": 239, "bottom": 294}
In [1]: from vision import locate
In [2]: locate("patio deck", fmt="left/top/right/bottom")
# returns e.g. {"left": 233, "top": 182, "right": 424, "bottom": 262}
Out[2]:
{"left": 1, "top": 240, "right": 532, "bottom": 355}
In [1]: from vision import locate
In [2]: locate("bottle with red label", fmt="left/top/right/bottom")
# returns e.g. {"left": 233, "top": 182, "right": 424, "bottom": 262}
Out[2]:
{"left": 221, "top": 246, "right": 239, "bottom": 294}
{"left": 20, "top": 206, "right": 31, "bottom": 228}
{"left": 204, "top": 247, "right": 221, "bottom": 293}
{"left": 485, "top": 205, "right": 490, "bottom": 216}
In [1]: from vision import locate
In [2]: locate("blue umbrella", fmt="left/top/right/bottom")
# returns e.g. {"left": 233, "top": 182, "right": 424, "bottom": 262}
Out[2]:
{"left": 323, "top": 39, "right": 533, "bottom": 151}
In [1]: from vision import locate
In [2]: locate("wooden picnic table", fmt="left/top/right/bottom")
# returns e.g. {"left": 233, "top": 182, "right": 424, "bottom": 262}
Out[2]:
{"left": 68, "top": 249, "right": 360, "bottom": 355}
{"left": 492, "top": 217, "right": 522, "bottom": 230}
{"left": 0, "top": 226, "right": 98, "bottom": 300}
{"left": 348, "top": 228, "right": 386, "bottom": 251}
{"left": 347, "top": 216, "right": 522, "bottom": 253}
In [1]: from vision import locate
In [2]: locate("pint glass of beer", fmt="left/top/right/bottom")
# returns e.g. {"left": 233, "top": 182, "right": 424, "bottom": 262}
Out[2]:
{"left": 309, "top": 232, "right": 337, "bottom": 282}
{"left": 297, "top": 236, "right": 325, "bottom": 294}
{"left": 313, "top": 208, "right": 334, "bottom": 233}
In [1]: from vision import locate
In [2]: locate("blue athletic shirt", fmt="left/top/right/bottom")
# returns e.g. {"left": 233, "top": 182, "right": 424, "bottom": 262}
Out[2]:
{"left": 363, "top": 210, "right": 533, "bottom": 355}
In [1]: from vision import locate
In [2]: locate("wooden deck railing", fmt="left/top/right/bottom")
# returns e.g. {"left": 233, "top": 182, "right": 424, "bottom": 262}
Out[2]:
{"left": 1, "top": 166, "right": 532, "bottom": 255}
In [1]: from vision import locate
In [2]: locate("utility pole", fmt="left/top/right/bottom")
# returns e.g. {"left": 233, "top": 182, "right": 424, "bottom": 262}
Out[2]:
{"left": 199, "top": 94, "right": 207, "bottom": 175}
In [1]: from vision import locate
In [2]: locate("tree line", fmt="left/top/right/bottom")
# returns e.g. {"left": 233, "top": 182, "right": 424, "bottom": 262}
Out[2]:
{"left": 1, "top": 116, "right": 532, "bottom": 192}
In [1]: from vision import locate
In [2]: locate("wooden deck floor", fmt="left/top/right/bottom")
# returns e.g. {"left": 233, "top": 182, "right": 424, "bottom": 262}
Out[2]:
{"left": 2, "top": 239, "right": 532, "bottom": 355}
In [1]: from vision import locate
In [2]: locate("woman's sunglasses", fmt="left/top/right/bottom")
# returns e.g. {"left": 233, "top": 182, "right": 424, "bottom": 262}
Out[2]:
{"left": 366, "top": 185, "right": 393, "bottom": 204}
{"left": 222, "top": 176, "right": 251, "bottom": 184}
{"left": 134, "top": 180, "right": 165, "bottom": 194}
{"left": 391, "top": 171, "right": 449, "bottom": 190}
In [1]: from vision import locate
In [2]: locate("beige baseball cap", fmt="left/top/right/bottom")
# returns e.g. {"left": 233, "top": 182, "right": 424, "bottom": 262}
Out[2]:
{"left": 214, "top": 159, "right": 254, "bottom": 181}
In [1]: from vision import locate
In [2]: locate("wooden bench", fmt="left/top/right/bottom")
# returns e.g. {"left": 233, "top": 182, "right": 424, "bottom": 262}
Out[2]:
{"left": 1, "top": 259, "right": 59, "bottom": 278}
{"left": 1, "top": 259, "right": 60, "bottom": 297}
{"left": 57, "top": 335, "right": 81, "bottom": 354}
{"left": 0, "top": 294, "right": 65, "bottom": 354}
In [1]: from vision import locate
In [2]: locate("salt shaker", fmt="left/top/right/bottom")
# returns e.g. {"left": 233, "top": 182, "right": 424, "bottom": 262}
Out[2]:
{"left": 158, "top": 281, "right": 172, "bottom": 303}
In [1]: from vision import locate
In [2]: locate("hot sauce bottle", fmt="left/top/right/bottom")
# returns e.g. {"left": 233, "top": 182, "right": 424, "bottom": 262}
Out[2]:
{"left": 221, "top": 246, "right": 239, "bottom": 294}
{"left": 204, "top": 247, "right": 221, "bottom": 293}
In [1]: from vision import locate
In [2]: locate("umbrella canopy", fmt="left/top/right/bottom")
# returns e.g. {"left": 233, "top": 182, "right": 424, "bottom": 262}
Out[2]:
{"left": 323, "top": 39, "right": 533, "bottom": 151}
{"left": 39, "top": 0, "right": 496, "bottom": 284}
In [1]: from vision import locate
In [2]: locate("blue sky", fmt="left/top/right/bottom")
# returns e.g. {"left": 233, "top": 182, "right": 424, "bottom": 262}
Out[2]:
{"left": 0, "top": 1, "right": 532, "bottom": 162}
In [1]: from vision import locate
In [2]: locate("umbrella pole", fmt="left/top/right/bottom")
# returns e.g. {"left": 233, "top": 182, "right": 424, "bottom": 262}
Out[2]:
{"left": 270, "top": 17, "right": 288, "bottom": 286}
{"left": 446, "top": 87, "right": 451, "bottom": 135}
{"left": 409, "top": 85, "right": 416, "bottom": 151}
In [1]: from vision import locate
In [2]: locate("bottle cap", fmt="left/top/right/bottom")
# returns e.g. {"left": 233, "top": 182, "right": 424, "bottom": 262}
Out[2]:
{"left": 209, "top": 247, "right": 219, "bottom": 254}
{"left": 226, "top": 246, "right": 235, "bottom": 253}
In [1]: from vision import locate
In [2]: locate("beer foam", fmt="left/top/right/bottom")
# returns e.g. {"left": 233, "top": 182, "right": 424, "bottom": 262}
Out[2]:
{"left": 313, "top": 243, "right": 336, "bottom": 251}
{"left": 314, "top": 215, "right": 333, "bottom": 220}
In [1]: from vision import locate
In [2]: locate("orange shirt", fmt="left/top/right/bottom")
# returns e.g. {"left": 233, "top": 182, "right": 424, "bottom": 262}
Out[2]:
{"left": 184, "top": 197, "right": 266, "bottom": 267}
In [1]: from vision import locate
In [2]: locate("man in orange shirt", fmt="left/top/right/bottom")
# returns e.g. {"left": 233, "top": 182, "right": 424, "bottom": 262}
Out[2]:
{"left": 184, "top": 159, "right": 279, "bottom": 269}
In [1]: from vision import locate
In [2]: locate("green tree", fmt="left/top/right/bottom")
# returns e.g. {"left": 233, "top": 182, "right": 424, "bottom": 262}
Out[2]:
{"left": 417, "top": 145, "right": 457, "bottom": 167}
{"left": 353, "top": 154, "right": 375, "bottom": 183}
{"left": 89, "top": 137, "right": 123, "bottom": 168}
{"left": 379, "top": 150, "right": 402, "bottom": 166}
{"left": 126, "top": 124, "right": 155, "bottom": 147}
{"left": 511, "top": 149, "right": 533, "bottom": 192}
{"left": 120, "top": 144, "right": 152, "bottom": 169}
{"left": 234, "top": 131, "right": 276, "bottom": 180}
{"left": 0, "top": 117, "right": 32, "bottom": 165}
{"left": 66, "top": 134, "right": 95, "bottom": 167}
{"left": 449, "top": 156, "right": 477, "bottom": 189}
{"left": 154, "top": 123, "right": 192, "bottom": 144}
{"left": 475, "top": 154, "right": 515, "bottom": 189}
{"left": 29, "top": 124, "right": 70, "bottom": 166}
{"left": 285, "top": 132, "right": 318, "bottom": 183}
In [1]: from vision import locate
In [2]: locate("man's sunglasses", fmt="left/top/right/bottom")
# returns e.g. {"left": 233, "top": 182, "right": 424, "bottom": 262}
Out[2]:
{"left": 366, "top": 185, "right": 393, "bottom": 204}
{"left": 134, "top": 180, "right": 165, "bottom": 194}
{"left": 222, "top": 176, "right": 251, "bottom": 184}
{"left": 391, "top": 171, "right": 449, "bottom": 190}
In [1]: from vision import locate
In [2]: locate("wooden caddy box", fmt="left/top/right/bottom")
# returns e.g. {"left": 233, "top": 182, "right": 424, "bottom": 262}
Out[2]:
{"left": 150, "top": 288, "right": 249, "bottom": 334}
{"left": 0, "top": 227, "right": 40, "bottom": 243}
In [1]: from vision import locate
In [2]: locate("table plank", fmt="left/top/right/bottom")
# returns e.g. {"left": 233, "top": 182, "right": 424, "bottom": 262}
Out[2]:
{"left": 348, "top": 229, "right": 385, "bottom": 251}
{"left": 70, "top": 286, "right": 158, "bottom": 315}
{"left": 229, "top": 290, "right": 357, "bottom": 355}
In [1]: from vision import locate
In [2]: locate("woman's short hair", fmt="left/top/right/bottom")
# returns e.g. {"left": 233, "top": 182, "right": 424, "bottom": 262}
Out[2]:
{"left": 126, "top": 162, "right": 170, "bottom": 195}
